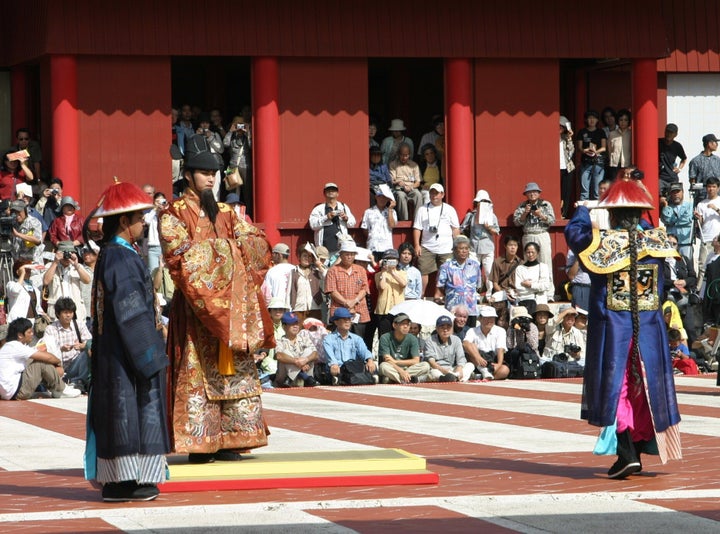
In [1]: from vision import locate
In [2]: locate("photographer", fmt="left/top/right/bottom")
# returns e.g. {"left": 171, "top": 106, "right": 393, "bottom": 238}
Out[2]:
{"left": 142, "top": 192, "right": 167, "bottom": 273}
{"left": 42, "top": 241, "right": 90, "bottom": 320}
{"left": 10, "top": 200, "right": 43, "bottom": 263}
{"left": 542, "top": 306, "right": 585, "bottom": 366}
{"left": 660, "top": 184, "right": 694, "bottom": 261}
{"left": 374, "top": 249, "right": 407, "bottom": 338}
{"left": 506, "top": 306, "right": 539, "bottom": 355}
{"left": 36, "top": 177, "right": 64, "bottom": 227}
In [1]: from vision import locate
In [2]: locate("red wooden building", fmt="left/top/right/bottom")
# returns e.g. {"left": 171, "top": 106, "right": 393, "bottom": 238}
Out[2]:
{"left": 1, "top": 0, "right": 719, "bottom": 284}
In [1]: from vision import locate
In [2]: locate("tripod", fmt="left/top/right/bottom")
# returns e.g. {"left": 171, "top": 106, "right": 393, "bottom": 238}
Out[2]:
{"left": 0, "top": 251, "right": 13, "bottom": 299}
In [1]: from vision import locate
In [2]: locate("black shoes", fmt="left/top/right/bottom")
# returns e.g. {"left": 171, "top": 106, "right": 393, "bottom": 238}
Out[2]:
{"left": 102, "top": 481, "right": 159, "bottom": 502}
{"left": 608, "top": 429, "right": 642, "bottom": 479}
{"left": 188, "top": 449, "right": 244, "bottom": 464}
{"left": 439, "top": 373, "right": 459, "bottom": 382}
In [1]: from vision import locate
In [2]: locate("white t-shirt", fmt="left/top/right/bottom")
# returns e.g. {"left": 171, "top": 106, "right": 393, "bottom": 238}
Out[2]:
{"left": 361, "top": 206, "right": 396, "bottom": 252}
{"left": 261, "top": 263, "right": 296, "bottom": 308}
{"left": 0, "top": 341, "right": 36, "bottom": 400}
{"left": 697, "top": 197, "right": 720, "bottom": 242}
{"left": 413, "top": 202, "right": 459, "bottom": 254}
{"left": 464, "top": 324, "right": 508, "bottom": 353}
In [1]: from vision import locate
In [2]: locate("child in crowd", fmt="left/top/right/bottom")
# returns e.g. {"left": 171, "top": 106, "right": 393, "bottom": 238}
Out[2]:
{"left": 668, "top": 328, "right": 699, "bottom": 375}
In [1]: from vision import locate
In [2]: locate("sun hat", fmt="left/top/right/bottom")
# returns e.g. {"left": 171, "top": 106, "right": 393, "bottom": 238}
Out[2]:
{"left": 388, "top": 119, "right": 407, "bottom": 131}
{"left": 523, "top": 182, "right": 542, "bottom": 194}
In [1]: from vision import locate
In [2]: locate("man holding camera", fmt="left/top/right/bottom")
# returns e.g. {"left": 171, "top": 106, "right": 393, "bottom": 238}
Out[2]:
{"left": 413, "top": 183, "right": 460, "bottom": 294}
{"left": 42, "top": 241, "right": 90, "bottom": 320}
{"left": 542, "top": 306, "right": 585, "bottom": 367}
{"left": 660, "top": 183, "right": 694, "bottom": 261}
{"left": 10, "top": 200, "right": 43, "bottom": 263}
{"left": 309, "top": 182, "right": 356, "bottom": 256}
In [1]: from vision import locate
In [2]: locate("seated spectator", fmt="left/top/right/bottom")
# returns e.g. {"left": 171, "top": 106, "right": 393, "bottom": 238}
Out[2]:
{"left": 398, "top": 242, "right": 422, "bottom": 300}
{"left": 289, "top": 243, "right": 326, "bottom": 321}
{"left": 48, "top": 196, "right": 85, "bottom": 247}
{"left": 79, "top": 244, "right": 98, "bottom": 326}
{"left": 452, "top": 304, "right": 471, "bottom": 341}
{"left": 380, "top": 118, "right": 414, "bottom": 165}
{"left": 575, "top": 307, "right": 588, "bottom": 343}
{"left": 274, "top": 312, "right": 319, "bottom": 388}
{"left": 435, "top": 235, "right": 482, "bottom": 326}
{"left": 506, "top": 306, "right": 539, "bottom": 355}
{"left": 369, "top": 119, "right": 379, "bottom": 148}
{"left": 43, "top": 241, "right": 90, "bottom": 320}
{"left": 0, "top": 149, "right": 34, "bottom": 201}
{"left": 418, "top": 143, "right": 443, "bottom": 203}
{"left": 542, "top": 306, "right": 586, "bottom": 366}
{"left": 514, "top": 242, "right": 551, "bottom": 315}
{"left": 425, "top": 315, "right": 475, "bottom": 382}
{"left": 369, "top": 146, "right": 391, "bottom": 206}
{"left": 408, "top": 321, "right": 428, "bottom": 356}
{"left": 262, "top": 243, "right": 294, "bottom": 307}
{"left": 668, "top": 328, "right": 699, "bottom": 376}
{"left": 323, "top": 307, "right": 376, "bottom": 385}
{"left": 488, "top": 235, "right": 522, "bottom": 327}
{"left": 374, "top": 249, "right": 407, "bottom": 339}
{"left": 389, "top": 143, "right": 423, "bottom": 221}
{"left": 531, "top": 304, "right": 553, "bottom": 355}
{"left": 6, "top": 260, "right": 46, "bottom": 324}
{"left": 10, "top": 200, "right": 43, "bottom": 263}
{"left": 42, "top": 297, "right": 92, "bottom": 391}
{"left": 664, "top": 233, "right": 697, "bottom": 302}
{"left": 462, "top": 306, "right": 510, "bottom": 380}
{"left": 378, "top": 313, "right": 431, "bottom": 384}
{"left": 0, "top": 318, "right": 81, "bottom": 400}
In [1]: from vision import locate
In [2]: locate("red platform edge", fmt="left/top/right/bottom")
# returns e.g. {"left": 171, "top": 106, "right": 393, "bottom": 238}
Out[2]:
{"left": 158, "top": 471, "right": 439, "bottom": 493}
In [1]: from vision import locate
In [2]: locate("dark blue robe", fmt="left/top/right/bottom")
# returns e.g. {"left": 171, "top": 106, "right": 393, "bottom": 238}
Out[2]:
{"left": 86, "top": 240, "right": 170, "bottom": 476}
{"left": 565, "top": 207, "right": 681, "bottom": 432}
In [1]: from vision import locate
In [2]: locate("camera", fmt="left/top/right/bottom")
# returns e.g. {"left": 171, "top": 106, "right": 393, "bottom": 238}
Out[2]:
{"left": 383, "top": 259, "right": 397, "bottom": 268}
{"left": 51, "top": 189, "right": 60, "bottom": 195}
{"left": 237, "top": 123, "right": 246, "bottom": 131}
{"left": 510, "top": 315, "right": 532, "bottom": 331}
{"left": 0, "top": 215, "right": 16, "bottom": 240}
{"left": 529, "top": 204, "right": 538, "bottom": 211}
{"left": 428, "top": 225, "right": 438, "bottom": 233}
{"left": 160, "top": 199, "right": 168, "bottom": 206}
{"left": 564, "top": 343, "right": 581, "bottom": 354}
{"left": 63, "top": 250, "right": 73, "bottom": 260}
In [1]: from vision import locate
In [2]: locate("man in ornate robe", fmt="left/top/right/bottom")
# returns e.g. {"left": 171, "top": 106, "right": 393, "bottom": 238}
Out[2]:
{"left": 160, "top": 135, "right": 274, "bottom": 463}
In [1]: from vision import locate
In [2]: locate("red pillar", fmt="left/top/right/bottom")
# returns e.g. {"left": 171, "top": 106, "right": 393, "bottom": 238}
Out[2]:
{"left": 50, "top": 55, "right": 80, "bottom": 201}
{"left": 444, "top": 58, "right": 475, "bottom": 209}
{"left": 252, "top": 57, "right": 281, "bottom": 245}
{"left": 10, "top": 67, "right": 27, "bottom": 136}
{"left": 632, "top": 59, "right": 659, "bottom": 213}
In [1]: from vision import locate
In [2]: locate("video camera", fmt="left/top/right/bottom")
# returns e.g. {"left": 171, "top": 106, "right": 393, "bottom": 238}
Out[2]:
{"left": 510, "top": 315, "right": 533, "bottom": 332}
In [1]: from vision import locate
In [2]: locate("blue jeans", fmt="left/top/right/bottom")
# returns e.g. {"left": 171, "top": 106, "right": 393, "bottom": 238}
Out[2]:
{"left": 580, "top": 163, "right": 605, "bottom": 200}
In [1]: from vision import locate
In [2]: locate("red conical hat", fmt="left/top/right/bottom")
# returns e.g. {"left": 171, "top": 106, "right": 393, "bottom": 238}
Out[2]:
{"left": 595, "top": 177, "right": 654, "bottom": 210}
{"left": 92, "top": 177, "right": 154, "bottom": 218}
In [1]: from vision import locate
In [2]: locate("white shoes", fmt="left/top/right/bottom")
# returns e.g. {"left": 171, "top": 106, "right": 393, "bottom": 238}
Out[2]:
{"left": 480, "top": 368, "right": 494, "bottom": 381}
{"left": 53, "top": 384, "right": 82, "bottom": 398}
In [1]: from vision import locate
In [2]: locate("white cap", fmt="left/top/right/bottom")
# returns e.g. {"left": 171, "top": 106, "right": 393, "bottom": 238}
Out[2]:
{"left": 478, "top": 306, "right": 498, "bottom": 318}
{"left": 473, "top": 189, "right": 490, "bottom": 202}
{"left": 339, "top": 240, "right": 358, "bottom": 253}
{"left": 429, "top": 183, "right": 444, "bottom": 193}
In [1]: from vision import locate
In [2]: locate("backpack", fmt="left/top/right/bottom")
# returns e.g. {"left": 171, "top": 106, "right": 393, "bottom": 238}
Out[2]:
{"left": 340, "top": 359, "right": 375, "bottom": 385}
{"left": 541, "top": 359, "right": 584, "bottom": 378}
{"left": 507, "top": 343, "right": 541, "bottom": 379}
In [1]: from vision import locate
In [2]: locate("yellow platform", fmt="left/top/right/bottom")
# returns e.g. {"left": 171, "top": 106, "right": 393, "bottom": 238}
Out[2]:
{"left": 160, "top": 449, "right": 438, "bottom": 492}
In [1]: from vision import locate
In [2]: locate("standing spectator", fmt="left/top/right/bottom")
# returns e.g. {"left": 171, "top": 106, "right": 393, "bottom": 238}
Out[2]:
{"left": 369, "top": 119, "right": 379, "bottom": 148}
{"left": 658, "top": 124, "right": 687, "bottom": 194}
{"left": 559, "top": 115, "right": 576, "bottom": 219}
{"left": 10, "top": 200, "right": 43, "bottom": 263}
{"left": 566, "top": 249, "right": 591, "bottom": 312}
{"left": 16, "top": 182, "right": 48, "bottom": 236}
{"left": 488, "top": 235, "right": 522, "bottom": 327}
{"left": 378, "top": 313, "right": 431, "bottom": 384}
{"left": 195, "top": 113, "right": 224, "bottom": 200}
{"left": 688, "top": 133, "right": 720, "bottom": 195}
{"left": 289, "top": 243, "right": 326, "bottom": 322}
{"left": 398, "top": 242, "right": 422, "bottom": 300}
{"left": 308, "top": 182, "right": 356, "bottom": 255}
{"left": 43, "top": 241, "right": 90, "bottom": 321}
{"left": 435, "top": 236, "right": 482, "bottom": 327}
{"left": 577, "top": 110, "right": 607, "bottom": 200}
{"left": 323, "top": 307, "right": 376, "bottom": 385}
{"left": 693, "top": 177, "right": 720, "bottom": 286}
{"left": 513, "top": 182, "right": 555, "bottom": 300}
{"left": 380, "top": 118, "right": 414, "bottom": 165}
{"left": 460, "top": 189, "right": 500, "bottom": 294}
{"left": 175, "top": 104, "right": 195, "bottom": 154}
{"left": 48, "top": 196, "right": 85, "bottom": 248}
{"left": 261, "top": 243, "right": 295, "bottom": 308}
{"left": 514, "top": 242, "right": 552, "bottom": 315}
{"left": 85, "top": 179, "right": 169, "bottom": 501}
{"left": 660, "top": 183, "right": 694, "bottom": 261}
{"left": 160, "top": 134, "right": 273, "bottom": 463}
{"left": 274, "top": 312, "right": 319, "bottom": 388}
{"left": 565, "top": 176, "right": 681, "bottom": 479}
{"left": 601, "top": 107, "right": 618, "bottom": 139}
{"left": 143, "top": 192, "right": 167, "bottom": 273}
{"left": 223, "top": 116, "right": 252, "bottom": 203}
{"left": 13, "top": 128, "right": 42, "bottom": 187}
{"left": 0, "top": 318, "right": 81, "bottom": 401}
{"left": 389, "top": 143, "right": 423, "bottom": 221}
{"left": 0, "top": 150, "right": 34, "bottom": 201}
{"left": 42, "top": 297, "right": 92, "bottom": 390}
{"left": 209, "top": 108, "right": 226, "bottom": 138}
{"left": 413, "top": 183, "right": 460, "bottom": 294}
{"left": 374, "top": 249, "right": 407, "bottom": 339}
{"left": 36, "top": 177, "right": 64, "bottom": 227}
{"left": 369, "top": 146, "right": 392, "bottom": 206}
{"left": 463, "top": 306, "right": 510, "bottom": 380}
{"left": 418, "top": 144, "right": 443, "bottom": 203}
{"left": 607, "top": 109, "right": 632, "bottom": 178}
{"left": 425, "top": 315, "right": 475, "bottom": 382}
{"left": 79, "top": 244, "right": 98, "bottom": 326}
{"left": 325, "top": 240, "right": 371, "bottom": 341}
{"left": 417, "top": 115, "right": 444, "bottom": 156}
{"left": 361, "top": 184, "right": 397, "bottom": 261}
